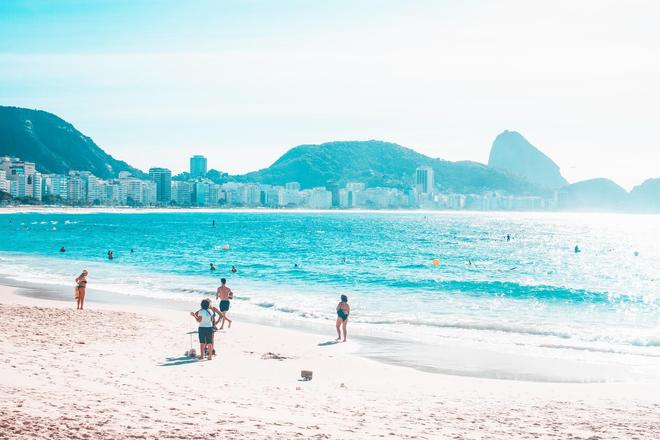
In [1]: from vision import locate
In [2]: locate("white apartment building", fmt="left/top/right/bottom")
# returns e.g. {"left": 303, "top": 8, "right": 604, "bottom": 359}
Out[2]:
{"left": 43, "top": 174, "right": 69, "bottom": 200}
{"left": 307, "top": 187, "right": 332, "bottom": 209}
{"left": 0, "top": 170, "right": 8, "bottom": 193}
{"left": 171, "top": 181, "right": 193, "bottom": 206}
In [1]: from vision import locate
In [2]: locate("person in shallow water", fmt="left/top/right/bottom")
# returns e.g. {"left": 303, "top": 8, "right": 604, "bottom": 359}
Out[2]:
{"left": 59, "top": 246, "right": 66, "bottom": 253}
{"left": 75, "top": 270, "right": 88, "bottom": 310}
{"left": 216, "top": 278, "right": 234, "bottom": 329}
{"left": 190, "top": 299, "right": 216, "bottom": 361}
{"left": 231, "top": 265, "right": 237, "bottom": 273}
{"left": 210, "top": 263, "right": 216, "bottom": 271}
{"left": 336, "top": 294, "right": 350, "bottom": 342}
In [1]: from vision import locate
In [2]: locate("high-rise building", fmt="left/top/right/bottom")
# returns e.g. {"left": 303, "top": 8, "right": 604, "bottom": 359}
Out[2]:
{"left": 307, "top": 187, "right": 333, "bottom": 209}
{"left": 415, "top": 166, "right": 434, "bottom": 195}
{"left": 190, "top": 155, "right": 207, "bottom": 178}
{"left": 0, "top": 157, "right": 40, "bottom": 199}
{"left": 0, "top": 170, "right": 8, "bottom": 194}
{"left": 67, "top": 176, "right": 85, "bottom": 202}
{"left": 171, "top": 181, "right": 193, "bottom": 206}
{"left": 193, "top": 181, "right": 208, "bottom": 206}
{"left": 86, "top": 175, "right": 105, "bottom": 203}
{"left": 43, "top": 174, "right": 68, "bottom": 200}
{"left": 148, "top": 167, "right": 172, "bottom": 203}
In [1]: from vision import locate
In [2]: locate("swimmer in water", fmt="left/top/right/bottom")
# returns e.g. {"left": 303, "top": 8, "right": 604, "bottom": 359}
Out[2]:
{"left": 506, "top": 234, "right": 511, "bottom": 242}
{"left": 212, "top": 220, "right": 216, "bottom": 227}
{"left": 210, "top": 263, "right": 216, "bottom": 271}
{"left": 575, "top": 245, "right": 581, "bottom": 253}
{"left": 60, "top": 246, "right": 66, "bottom": 253}
{"left": 231, "top": 265, "right": 237, "bottom": 273}
{"left": 107, "top": 250, "right": 114, "bottom": 260}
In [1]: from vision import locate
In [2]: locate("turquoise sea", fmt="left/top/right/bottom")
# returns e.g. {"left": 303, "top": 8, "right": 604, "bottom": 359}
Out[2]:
{"left": 1, "top": 210, "right": 659, "bottom": 382}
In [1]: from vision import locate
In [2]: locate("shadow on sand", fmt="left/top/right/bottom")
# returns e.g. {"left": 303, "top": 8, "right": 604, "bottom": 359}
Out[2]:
{"left": 159, "top": 356, "right": 199, "bottom": 367}
{"left": 318, "top": 340, "right": 340, "bottom": 347}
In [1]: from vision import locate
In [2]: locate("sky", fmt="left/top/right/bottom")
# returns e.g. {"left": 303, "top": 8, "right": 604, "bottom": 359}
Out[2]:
{"left": 1, "top": 0, "right": 659, "bottom": 189}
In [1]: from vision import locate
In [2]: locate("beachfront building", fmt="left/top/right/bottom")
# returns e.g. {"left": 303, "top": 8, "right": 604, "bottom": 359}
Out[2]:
{"left": 193, "top": 181, "right": 208, "bottom": 206}
{"left": 0, "top": 157, "right": 41, "bottom": 200}
{"left": 0, "top": 170, "right": 8, "bottom": 194}
{"left": 43, "top": 174, "right": 69, "bottom": 200}
{"left": 283, "top": 187, "right": 302, "bottom": 207}
{"left": 86, "top": 175, "right": 106, "bottom": 204}
{"left": 171, "top": 180, "right": 193, "bottom": 206}
{"left": 190, "top": 155, "right": 207, "bottom": 178}
{"left": 307, "top": 187, "right": 332, "bottom": 209}
{"left": 338, "top": 188, "right": 356, "bottom": 208}
{"left": 104, "top": 182, "right": 122, "bottom": 205}
{"left": 148, "top": 167, "right": 172, "bottom": 203}
{"left": 415, "top": 166, "right": 434, "bottom": 195}
{"left": 355, "top": 187, "right": 407, "bottom": 209}
{"left": 118, "top": 173, "right": 156, "bottom": 206}
{"left": 66, "top": 175, "right": 85, "bottom": 202}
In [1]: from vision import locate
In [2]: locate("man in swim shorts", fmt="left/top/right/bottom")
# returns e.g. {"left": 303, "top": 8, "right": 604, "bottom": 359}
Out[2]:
{"left": 216, "top": 278, "right": 234, "bottom": 329}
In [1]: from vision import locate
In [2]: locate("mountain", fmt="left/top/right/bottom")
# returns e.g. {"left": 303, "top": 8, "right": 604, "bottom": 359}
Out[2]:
{"left": 0, "top": 106, "right": 143, "bottom": 179}
{"left": 488, "top": 130, "right": 568, "bottom": 189}
{"left": 558, "top": 178, "right": 629, "bottom": 211}
{"left": 242, "top": 140, "right": 542, "bottom": 194}
{"left": 630, "top": 178, "right": 660, "bottom": 212}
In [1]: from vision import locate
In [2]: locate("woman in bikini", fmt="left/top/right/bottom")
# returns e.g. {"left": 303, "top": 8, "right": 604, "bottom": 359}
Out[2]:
{"left": 75, "top": 270, "right": 88, "bottom": 310}
{"left": 336, "top": 294, "right": 350, "bottom": 342}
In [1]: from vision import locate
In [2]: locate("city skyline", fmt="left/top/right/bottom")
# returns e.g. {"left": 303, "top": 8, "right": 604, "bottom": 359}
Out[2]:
{"left": 1, "top": 1, "right": 660, "bottom": 190}
{"left": 0, "top": 154, "right": 561, "bottom": 211}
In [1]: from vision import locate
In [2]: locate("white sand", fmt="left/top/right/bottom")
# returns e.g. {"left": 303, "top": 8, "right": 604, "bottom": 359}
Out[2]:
{"left": 1, "top": 284, "right": 658, "bottom": 439}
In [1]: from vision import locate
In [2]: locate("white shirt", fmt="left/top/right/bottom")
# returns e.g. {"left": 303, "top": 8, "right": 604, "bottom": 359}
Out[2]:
{"left": 197, "top": 309, "right": 214, "bottom": 327}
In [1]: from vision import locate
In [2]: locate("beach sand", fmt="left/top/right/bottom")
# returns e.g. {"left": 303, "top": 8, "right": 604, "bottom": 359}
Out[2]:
{"left": 1, "top": 284, "right": 658, "bottom": 439}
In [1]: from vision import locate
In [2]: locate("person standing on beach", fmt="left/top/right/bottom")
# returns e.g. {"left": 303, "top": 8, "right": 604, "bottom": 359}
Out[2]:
{"left": 336, "top": 294, "right": 350, "bottom": 342}
{"left": 190, "top": 299, "right": 215, "bottom": 361}
{"left": 216, "top": 278, "right": 234, "bottom": 329}
{"left": 75, "top": 270, "right": 88, "bottom": 310}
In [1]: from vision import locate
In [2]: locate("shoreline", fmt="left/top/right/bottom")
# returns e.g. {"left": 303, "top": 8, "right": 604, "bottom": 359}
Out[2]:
{"left": 5, "top": 272, "right": 655, "bottom": 385}
{"left": 2, "top": 205, "right": 658, "bottom": 216}
{"left": 1, "top": 280, "right": 659, "bottom": 438}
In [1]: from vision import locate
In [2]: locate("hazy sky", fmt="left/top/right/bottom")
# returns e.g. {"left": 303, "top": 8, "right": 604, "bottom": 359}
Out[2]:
{"left": 1, "top": 0, "right": 659, "bottom": 189}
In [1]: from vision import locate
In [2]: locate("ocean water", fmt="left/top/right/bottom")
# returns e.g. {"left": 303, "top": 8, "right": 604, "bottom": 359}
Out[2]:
{"left": 1, "top": 210, "right": 659, "bottom": 382}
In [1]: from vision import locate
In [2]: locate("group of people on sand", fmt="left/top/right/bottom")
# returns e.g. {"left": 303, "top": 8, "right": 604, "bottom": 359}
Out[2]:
{"left": 190, "top": 278, "right": 234, "bottom": 360}
{"left": 74, "top": 271, "right": 351, "bottom": 357}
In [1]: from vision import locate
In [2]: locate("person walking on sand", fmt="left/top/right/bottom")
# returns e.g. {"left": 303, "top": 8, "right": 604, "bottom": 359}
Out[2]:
{"left": 336, "top": 294, "right": 350, "bottom": 342}
{"left": 190, "top": 299, "right": 216, "bottom": 361}
{"left": 75, "top": 270, "right": 88, "bottom": 310}
{"left": 216, "top": 278, "right": 234, "bottom": 329}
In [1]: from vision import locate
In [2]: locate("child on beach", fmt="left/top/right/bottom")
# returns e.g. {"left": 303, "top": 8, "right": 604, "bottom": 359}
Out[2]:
{"left": 336, "top": 294, "right": 350, "bottom": 342}
{"left": 190, "top": 299, "right": 217, "bottom": 360}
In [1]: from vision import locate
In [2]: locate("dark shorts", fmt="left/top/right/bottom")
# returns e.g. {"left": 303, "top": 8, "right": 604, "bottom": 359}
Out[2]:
{"left": 198, "top": 327, "right": 213, "bottom": 344}
{"left": 219, "top": 300, "right": 230, "bottom": 312}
